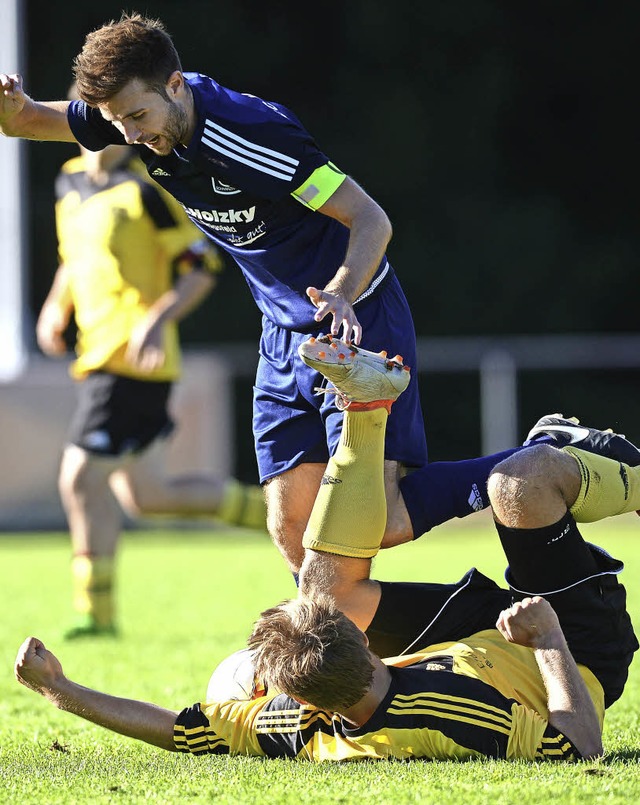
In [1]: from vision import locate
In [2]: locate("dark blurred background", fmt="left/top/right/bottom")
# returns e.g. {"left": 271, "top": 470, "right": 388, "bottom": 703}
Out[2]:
{"left": 22, "top": 1, "right": 640, "bottom": 481}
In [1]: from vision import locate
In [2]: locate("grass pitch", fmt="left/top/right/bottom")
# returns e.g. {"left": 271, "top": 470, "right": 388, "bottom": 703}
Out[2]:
{"left": 1, "top": 514, "right": 640, "bottom": 804}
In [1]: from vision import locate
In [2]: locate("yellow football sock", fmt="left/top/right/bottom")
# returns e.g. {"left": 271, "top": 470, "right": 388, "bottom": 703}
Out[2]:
{"left": 303, "top": 407, "right": 388, "bottom": 559}
{"left": 71, "top": 554, "right": 115, "bottom": 627}
{"left": 564, "top": 446, "right": 640, "bottom": 522}
{"left": 217, "top": 480, "right": 267, "bottom": 531}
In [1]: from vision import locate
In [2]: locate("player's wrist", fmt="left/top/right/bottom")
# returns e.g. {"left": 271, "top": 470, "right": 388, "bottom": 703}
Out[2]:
{"left": 44, "top": 677, "right": 78, "bottom": 709}
{"left": 531, "top": 627, "right": 566, "bottom": 651}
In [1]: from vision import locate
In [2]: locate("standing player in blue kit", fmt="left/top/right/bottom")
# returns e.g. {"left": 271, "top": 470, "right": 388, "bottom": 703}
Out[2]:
{"left": 1, "top": 12, "right": 570, "bottom": 575}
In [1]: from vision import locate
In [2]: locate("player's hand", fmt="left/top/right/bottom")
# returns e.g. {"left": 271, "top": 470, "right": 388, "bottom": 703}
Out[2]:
{"left": 306, "top": 286, "right": 362, "bottom": 345}
{"left": 36, "top": 311, "right": 68, "bottom": 357}
{"left": 0, "top": 73, "right": 27, "bottom": 123}
{"left": 15, "top": 637, "right": 65, "bottom": 695}
{"left": 496, "top": 596, "right": 563, "bottom": 649}
{"left": 125, "top": 320, "right": 166, "bottom": 373}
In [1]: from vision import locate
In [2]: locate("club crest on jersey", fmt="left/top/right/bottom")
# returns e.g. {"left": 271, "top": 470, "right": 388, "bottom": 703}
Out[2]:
{"left": 211, "top": 177, "right": 241, "bottom": 195}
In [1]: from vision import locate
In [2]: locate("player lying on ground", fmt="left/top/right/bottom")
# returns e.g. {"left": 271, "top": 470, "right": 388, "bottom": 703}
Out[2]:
{"left": 15, "top": 339, "right": 639, "bottom": 761}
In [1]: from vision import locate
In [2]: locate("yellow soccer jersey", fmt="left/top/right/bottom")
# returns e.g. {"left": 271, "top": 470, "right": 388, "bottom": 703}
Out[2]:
{"left": 174, "top": 629, "right": 604, "bottom": 762}
{"left": 54, "top": 155, "right": 222, "bottom": 381}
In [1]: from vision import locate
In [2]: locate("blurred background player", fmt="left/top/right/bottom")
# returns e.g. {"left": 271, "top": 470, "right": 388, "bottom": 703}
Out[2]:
{"left": 36, "top": 131, "right": 265, "bottom": 639}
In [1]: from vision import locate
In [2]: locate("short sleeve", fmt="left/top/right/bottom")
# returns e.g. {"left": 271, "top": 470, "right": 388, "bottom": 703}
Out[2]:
{"left": 291, "top": 161, "right": 347, "bottom": 210}
{"left": 67, "top": 100, "right": 127, "bottom": 151}
{"left": 536, "top": 723, "right": 582, "bottom": 761}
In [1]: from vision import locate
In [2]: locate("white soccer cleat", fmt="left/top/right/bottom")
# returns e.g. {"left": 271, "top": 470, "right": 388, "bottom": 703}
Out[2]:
{"left": 298, "top": 335, "right": 411, "bottom": 411}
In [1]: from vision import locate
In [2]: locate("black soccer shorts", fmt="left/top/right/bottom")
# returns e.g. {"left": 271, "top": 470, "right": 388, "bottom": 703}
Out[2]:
{"left": 368, "top": 512, "right": 638, "bottom": 708}
{"left": 67, "top": 371, "right": 175, "bottom": 457}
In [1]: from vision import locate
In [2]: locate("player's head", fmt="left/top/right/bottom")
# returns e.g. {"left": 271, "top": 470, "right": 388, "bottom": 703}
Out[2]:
{"left": 73, "top": 12, "right": 181, "bottom": 105}
{"left": 248, "top": 594, "right": 374, "bottom": 712}
{"left": 72, "top": 13, "right": 190, "bottom": 156}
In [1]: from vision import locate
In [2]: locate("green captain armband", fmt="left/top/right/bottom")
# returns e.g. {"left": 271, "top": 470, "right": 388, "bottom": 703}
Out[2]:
{"left": 291, "top": 162, "right": 347, "bottom": 210}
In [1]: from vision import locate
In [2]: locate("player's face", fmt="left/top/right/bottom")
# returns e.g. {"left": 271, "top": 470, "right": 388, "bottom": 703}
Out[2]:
{"left": 98, "top": 77, "right": 191, "bottom": 156}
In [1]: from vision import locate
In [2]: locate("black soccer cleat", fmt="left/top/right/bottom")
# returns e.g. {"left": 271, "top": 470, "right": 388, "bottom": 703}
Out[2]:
{"left": 524, "top": 413, "right": 640, "bottom": 467}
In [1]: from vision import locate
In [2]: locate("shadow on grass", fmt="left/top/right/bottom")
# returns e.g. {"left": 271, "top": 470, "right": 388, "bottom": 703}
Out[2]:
{"left": 600, "top": 749, "right": 640, "bottom": 763}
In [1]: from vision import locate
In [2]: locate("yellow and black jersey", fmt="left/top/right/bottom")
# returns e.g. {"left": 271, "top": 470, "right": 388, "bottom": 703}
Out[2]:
{"left": 55, "top": 154, "right": 223, "bottom": 381}
{"left": 174, "top": 629, "right": 605, "bottom": 762}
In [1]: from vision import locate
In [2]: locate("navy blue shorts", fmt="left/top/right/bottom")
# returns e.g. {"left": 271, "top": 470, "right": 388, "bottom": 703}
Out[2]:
{"left": 253, "top": 270, "right": 427, "bottom": 483}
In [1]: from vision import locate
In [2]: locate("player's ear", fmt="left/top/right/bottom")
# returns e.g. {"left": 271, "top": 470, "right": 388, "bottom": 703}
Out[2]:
{"left": 166, "top": 71, "right": 183, "bottom": 98}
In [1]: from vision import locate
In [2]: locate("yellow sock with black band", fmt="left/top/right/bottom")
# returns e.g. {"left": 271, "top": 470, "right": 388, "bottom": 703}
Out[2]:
{"left": 71, "top": 554, "right": 115, "bottom": 627}
{"left": 303, "top": 407, "right": 388, "bottom": 558}
{"left": 565, "top": 446, "right": 640, "bottom": 522}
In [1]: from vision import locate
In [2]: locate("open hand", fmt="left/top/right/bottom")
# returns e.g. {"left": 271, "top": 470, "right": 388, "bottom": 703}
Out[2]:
{"left": 306, "top": 286, "right": 362, "bottom": 344}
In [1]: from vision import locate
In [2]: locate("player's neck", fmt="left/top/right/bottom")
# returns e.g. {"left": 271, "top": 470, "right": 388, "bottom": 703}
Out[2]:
{"left": 339, "top": 658, "right": 391, "bottom": 727}
{"left": 181, "top": 82, "right": 197, "bottom": 146}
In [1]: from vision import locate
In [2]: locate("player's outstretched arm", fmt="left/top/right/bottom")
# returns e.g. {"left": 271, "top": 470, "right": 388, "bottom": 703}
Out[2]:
{"left": 497, "top": 597, "right": 603, "bottom": 759}
{"left": 0, "top": 73, "right": 75, "bottom": 141}
{"left": 15, "top": 637, "right": 179, "bottom": 751}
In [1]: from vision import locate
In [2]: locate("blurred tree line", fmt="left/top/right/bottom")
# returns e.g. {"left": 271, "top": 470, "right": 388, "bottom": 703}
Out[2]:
{"left": 22, "top": 1, "right": 640, "bottom": 477}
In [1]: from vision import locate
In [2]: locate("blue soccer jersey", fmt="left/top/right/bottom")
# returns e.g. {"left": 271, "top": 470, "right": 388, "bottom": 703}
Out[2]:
{"left": 67, "top": 73, "right": 389, "bottom": 331}
{"left": 67, "top": 74, "right": 428, "bottom": 477}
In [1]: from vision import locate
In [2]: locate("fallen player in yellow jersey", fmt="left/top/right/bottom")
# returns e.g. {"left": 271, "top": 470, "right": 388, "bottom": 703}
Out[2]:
{"left": 15, "top": 337, "right": 638, "bottom": 761}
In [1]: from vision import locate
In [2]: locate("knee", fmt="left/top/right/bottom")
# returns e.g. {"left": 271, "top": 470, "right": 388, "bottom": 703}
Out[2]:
{"left": 488, "top": 444, "right": 559, "bottom": 507}
{"left": 118, "top": 488, "right": 144, "bottom": 518}
{"left": 58, "top": 449, "right": 99, "bottom": 500}
{"left": 488, "top": 443, "right": 580, "bottom": 525}
{"left": 112, "top": 476, "right": 150, "bottom": 517}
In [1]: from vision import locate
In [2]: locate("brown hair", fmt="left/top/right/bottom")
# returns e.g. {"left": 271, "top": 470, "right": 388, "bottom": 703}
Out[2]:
{"left": 72, "top": 12, "right": 182, "bottom": 105}
{"left": 248, "top": 595, "right": 374, "bottom": 712}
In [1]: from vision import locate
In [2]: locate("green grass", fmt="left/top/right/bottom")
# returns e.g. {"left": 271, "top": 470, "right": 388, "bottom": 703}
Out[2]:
{"left": 1, "top": 515, "right": 640, "bottom": 804}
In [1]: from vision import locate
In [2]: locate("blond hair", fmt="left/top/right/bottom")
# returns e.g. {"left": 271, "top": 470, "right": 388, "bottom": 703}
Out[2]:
{"left": 73, "top": 12, "right": 181, "bottom": 105}
{"left": 249, "top": 595, "right": 374, "bottom": 711}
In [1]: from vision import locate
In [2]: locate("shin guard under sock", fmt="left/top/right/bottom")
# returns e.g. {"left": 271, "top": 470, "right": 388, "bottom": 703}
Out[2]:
{"left": 303, "top": 408, "right": 388, "bottom": 558}
{"left": 565, "top": 447, "right": 640, "bottom": 522}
